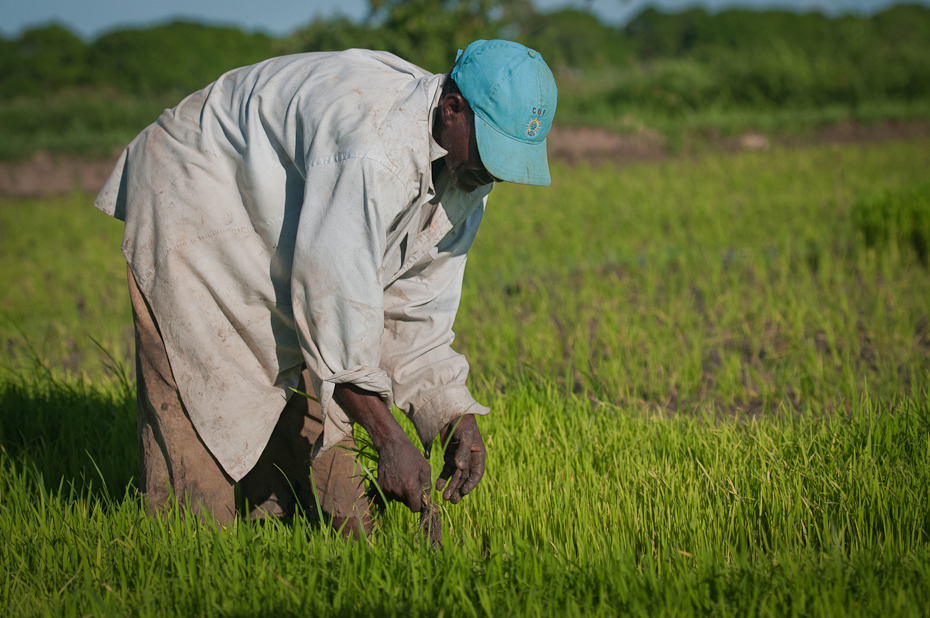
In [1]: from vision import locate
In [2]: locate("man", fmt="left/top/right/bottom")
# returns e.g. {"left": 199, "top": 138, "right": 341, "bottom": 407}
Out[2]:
{"left": 95, "top": 39, "right": 557, "bottom": 535}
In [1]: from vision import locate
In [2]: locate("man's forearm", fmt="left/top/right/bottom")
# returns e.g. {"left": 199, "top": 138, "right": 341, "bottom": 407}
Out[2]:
{"left": 332, "top": 382, "right": 432, "bottom": 512}
{"left": 332, "top": 383, "right": 405, "bottom": 450}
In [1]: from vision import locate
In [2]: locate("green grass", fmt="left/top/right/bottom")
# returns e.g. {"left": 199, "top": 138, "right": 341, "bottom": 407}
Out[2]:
{"left": 460, "top": 138, "right": 930, "bottom": 416}
{"left": 1, "top": 137, "right": 929, "bottom": 615}
{"left": 0, "top": 191, "right": 131, "bottom": 377}
{"left": 2, "top": 374, "right": 928, "bottom": 616}
{"left": 0, "top": 90, "right": 179, "bottom": 161}
{"left": 558, "top": 95, "right": 930, "bottom": 147}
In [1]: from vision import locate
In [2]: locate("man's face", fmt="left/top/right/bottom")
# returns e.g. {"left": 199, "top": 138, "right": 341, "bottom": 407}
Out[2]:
{"left": 435, "top": 93, "right": 498, "bottom": 193}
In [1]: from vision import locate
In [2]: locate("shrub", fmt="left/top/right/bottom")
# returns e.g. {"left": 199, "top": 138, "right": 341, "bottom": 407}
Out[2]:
{"left": 852, "top": 181, "right": 930, "bottom": 265}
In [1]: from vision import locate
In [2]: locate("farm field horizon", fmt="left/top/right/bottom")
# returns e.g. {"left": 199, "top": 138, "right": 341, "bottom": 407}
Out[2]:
{"left": 1, "top": 136, "right": 929, "bottom": 616}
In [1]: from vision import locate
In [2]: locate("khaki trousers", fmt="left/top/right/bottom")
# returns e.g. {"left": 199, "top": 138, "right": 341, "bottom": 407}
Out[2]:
{"left": 128, "top": 265, "right": 370, "bottom": 534}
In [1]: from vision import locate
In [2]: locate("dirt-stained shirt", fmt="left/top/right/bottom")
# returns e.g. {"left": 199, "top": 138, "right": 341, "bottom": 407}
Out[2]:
{"left": 94, "top": 49, "right": 492, "bottom": 481}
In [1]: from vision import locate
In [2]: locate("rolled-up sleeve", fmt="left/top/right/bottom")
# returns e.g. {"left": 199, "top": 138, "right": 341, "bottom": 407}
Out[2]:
{"left": 291, "top": 157, "right": 409, "bottom": 454}
{"left": 381, "top": 201, "right": 490, "bottom": 450}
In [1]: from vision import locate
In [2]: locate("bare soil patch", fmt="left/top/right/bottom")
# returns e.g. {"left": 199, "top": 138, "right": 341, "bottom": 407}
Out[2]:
{"left": 546, "top": 125, "right": 668, "bottom": 165}
{"left": 1, "top": 120, "right": 928, "bottom": 198}
{"left": 0, "top": 150, "right": 119, "bottom": 199}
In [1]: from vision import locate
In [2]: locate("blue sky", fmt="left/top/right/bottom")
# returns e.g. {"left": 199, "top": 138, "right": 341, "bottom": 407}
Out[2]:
{"left": 2, "top": 0, "right": 923, "bottom": 40}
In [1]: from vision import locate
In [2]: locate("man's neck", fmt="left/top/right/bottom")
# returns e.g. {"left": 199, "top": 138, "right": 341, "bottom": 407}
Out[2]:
{"left": 431, "top": 158, "right": 446, "bottom": 187}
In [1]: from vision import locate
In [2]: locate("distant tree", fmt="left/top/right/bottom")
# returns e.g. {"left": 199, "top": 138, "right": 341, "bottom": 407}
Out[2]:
{"left": 624, "top": 7, "right": 707, "bottom": 58}
{"left": 521, "top": 8, "right": 631, "bottom": 72}
{"left": 283, "top": 0, "right": 536, "bottom": 73}
{"left": 275, "top": 16, "right": 386, "bottom": 57}
{"left": 367, "top": 0, "right": 535, "bottom": 72}
{"left": 866, "top": 4, "right": 930, "bottom": 98}
{"left": 87, "top": 22, "right": 273, "bottom": 94}
{"left": 4, "top": 24, "right": 88, "bottom": 95}
{"left": 0, "top": 38, "right": 23, "bottom": 97}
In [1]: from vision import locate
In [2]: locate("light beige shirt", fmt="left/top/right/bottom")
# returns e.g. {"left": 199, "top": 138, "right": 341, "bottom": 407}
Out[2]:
{"left": 95, "top": 49, "right": 491, "bottom": 480}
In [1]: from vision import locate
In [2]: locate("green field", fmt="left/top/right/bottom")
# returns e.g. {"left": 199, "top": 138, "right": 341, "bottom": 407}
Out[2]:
{"left": 1, "top": 138, "right": 929, "bottom": 615}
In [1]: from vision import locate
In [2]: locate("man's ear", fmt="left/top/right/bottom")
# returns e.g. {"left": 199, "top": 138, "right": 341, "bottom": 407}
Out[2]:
{"left": 440, "top": 93, "right": 469, "bottom": 123}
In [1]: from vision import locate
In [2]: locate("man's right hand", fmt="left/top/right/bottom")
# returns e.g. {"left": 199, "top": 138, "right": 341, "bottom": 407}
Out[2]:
{"left": 372, "top": 431, "right": 432, "bottom": 512}
{"left": 332, "top": 383, "right": 430, "bottom": 513}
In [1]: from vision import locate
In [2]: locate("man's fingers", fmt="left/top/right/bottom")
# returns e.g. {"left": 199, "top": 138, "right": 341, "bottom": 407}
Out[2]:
{"left": 409, "top": 488, "right": 423, "bottom": 513}
{"left": 435, "top": 455, "right": 459, "bottom": 489}
{"left": 458, "top": 457, "right": 485, "bottom": 498}
{"left": 437, "top": 443, "right": 469, "bottom": 494}
{"left": 374, "top": 441, "right": 431, "bottom": 513}
{"left": 414, "top": 470, "right": 432, "bottom": 513}
{"left": 434, "top": 415, "right": 487, "bottom": 503}
{"left": 396, "top": 479, "right": 427, "bottom": 513}
{"left": 438, "top": 467, "right": 463, "bottom": 498}
{"left": 446, "top": 456, "right": 484, "bottom": 503}
{"left": 374, "top": 477, "right": 423, "bottom": 513}
{"left": 404, "top": 465, "right": 434, "bottom": 512}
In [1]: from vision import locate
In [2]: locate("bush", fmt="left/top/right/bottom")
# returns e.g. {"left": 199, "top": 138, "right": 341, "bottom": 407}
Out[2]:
{"left": 852, "top": 182, "right": 930, "bottom": 265}
{"left": 0, "top": 24, "right": 89, "bottom": 97}
{"left": 86, "top": 21, "right": 273, "bottom": 94}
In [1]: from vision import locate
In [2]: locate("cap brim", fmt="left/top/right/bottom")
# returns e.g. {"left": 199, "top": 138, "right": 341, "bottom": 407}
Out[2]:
{"left": 474, "top": 116, "right": 551, "bottom": 187}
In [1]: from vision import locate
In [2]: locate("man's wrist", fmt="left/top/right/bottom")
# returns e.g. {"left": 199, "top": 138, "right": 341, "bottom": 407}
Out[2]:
{"left": 332, "top": 383, "right": 406, "bottom": 452}
{"left": 368, "top": 418, "right": 410, "bottom": 453}
{"left": 408, "top": 385, "right": 491, "bottom": 451}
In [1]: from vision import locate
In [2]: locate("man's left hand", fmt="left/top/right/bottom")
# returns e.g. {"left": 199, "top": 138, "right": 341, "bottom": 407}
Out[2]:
{"left": 435, "top": 414, "right": 486, "bottom": 503}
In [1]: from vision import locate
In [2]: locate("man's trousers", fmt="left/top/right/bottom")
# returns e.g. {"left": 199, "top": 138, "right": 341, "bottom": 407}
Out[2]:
{"left": 128, "top": 265, "right": 370, "bottom": 534}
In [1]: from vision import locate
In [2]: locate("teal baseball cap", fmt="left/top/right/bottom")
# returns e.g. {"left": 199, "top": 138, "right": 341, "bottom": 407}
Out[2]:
{"left": 451, "top": 39, "right": 558, "bottom": 187}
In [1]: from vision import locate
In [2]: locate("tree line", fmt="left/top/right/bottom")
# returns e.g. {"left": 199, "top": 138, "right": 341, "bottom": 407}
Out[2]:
{"left": 1, "top": 1, "right": 928, "bottom": 153}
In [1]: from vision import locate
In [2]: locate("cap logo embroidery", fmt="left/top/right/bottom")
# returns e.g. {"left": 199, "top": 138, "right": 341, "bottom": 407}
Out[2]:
{"left": 525, "top": 117, "right": 541, "bottom": 137}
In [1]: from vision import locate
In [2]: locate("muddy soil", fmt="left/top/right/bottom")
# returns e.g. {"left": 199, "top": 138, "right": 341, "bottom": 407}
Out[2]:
{"left": 1, "top": 121, "right": 927, "bottom": 198}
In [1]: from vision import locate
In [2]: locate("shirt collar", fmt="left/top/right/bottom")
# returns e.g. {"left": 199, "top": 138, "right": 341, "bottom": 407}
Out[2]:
{"left": 427, "top": 74, "right": 448, "bottom": 165}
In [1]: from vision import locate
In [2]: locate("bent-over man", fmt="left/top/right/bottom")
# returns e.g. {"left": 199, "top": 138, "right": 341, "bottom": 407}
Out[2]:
{"left": 95, "top": 39, "right": 557, "bottom": 535}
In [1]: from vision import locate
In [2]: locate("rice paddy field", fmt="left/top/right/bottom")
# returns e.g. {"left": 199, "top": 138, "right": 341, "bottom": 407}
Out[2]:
{"left": 1, "top": 137, "right": 929, "bottom": 616}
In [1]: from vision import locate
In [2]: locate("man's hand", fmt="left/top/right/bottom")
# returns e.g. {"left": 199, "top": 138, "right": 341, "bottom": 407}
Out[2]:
{"left": 333, "top": 383, "right": 430, "bottom": 513}
{"left": 373, "top": 432, "right": 432, "bottom": 512}
{"left": 436, "top": 414, "right": 486, "bottom": 503}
